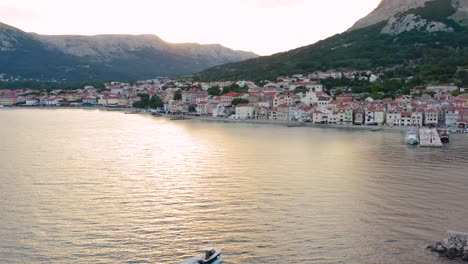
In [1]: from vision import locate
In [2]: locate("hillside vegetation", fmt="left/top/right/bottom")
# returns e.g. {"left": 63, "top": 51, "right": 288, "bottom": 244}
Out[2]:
{"left": 195, "top": 0, "right": 468, "bottom": 84}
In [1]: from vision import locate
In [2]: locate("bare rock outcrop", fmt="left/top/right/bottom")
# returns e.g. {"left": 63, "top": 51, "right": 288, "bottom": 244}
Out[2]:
{"left": 350, "top": 0, "right": 432, "bottom": 30}
{"left": 381, "top": 14, "right": 454, "bottom": 35}
{"left": 450, "top": 0, "right": 468, "bottom": 26}
{"left": 350, "top": 0, "right": 468, "bottom": 31}
{"left": 427, "top": 231, "right": 468, "bottom": 261}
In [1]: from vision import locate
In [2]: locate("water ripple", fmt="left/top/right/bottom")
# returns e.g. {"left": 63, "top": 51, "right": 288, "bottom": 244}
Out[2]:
{"left": 0, "top": 109, "right": 467, "bottom": 263}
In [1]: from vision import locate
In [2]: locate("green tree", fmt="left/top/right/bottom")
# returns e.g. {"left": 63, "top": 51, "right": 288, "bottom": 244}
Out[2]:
{"left": 188, "top": 105, "right": 197, "bottom": 112}
{"left": 293, "top": 86, "right": 308, "bottom": 94}
{"left": 231, "top": 98, "right": 249, "bottom": 106}
{"left": 207, "top": 86, "right": 221, "bottom": 96}
{"left": 456, "top": 70, "right": 468, "bottom": 87}
{"left": 221, "top": 83, "right": 248, "bottom": 95}
{"left": 173, "top": 90, "right": 182, "bottom": 100}
{"left": 149, "top": 95, "right": 164, "bottom": 109}
{"left": 133, "top": 94, "right": 150, "bottom": 109}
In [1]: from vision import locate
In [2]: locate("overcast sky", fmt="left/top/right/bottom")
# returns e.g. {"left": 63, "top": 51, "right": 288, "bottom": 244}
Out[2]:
{"left": 0, "top": 0, "right": 381, "bottom": 55}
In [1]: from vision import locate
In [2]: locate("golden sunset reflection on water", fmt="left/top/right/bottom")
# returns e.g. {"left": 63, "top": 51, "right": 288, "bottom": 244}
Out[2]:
{"left": 0, "top": 109, "right": 467, "bottom": 263}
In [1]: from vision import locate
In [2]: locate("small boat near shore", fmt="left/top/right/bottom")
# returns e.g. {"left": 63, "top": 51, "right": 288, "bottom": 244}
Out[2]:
{"left": 170, "top": 116, "right": 191, "bottom": 121}
{"left": 405, "top": 130, "right": 419, "bottom": 145}
{"left": 124, "top": 110, "right": 142, "bottom": 114}
{"left": 371, "top": 127, "right": 383, "bottom": 132}
{"left": 286, "top": 123, "right": 304, "bottom": 127}
{"left": 179, "top": 248, "right": 222, "bottom": 264}
{"left": 440, "top": 129, "right": 450, "bottom": 143}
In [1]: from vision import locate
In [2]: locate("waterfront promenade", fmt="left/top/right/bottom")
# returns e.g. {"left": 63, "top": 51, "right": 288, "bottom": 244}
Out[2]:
{"left": 3, "top": 106, "right": 463, "bottom": 133}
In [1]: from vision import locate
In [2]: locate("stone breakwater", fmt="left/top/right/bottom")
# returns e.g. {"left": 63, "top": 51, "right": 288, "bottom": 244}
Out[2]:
{"left": 427, "top": 231, "right": 468, "bottom": 261}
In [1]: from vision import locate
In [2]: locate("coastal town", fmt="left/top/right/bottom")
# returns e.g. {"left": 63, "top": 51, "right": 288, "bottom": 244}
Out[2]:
{"left": 1, "top": 70, "right": 468, "bottom": 130}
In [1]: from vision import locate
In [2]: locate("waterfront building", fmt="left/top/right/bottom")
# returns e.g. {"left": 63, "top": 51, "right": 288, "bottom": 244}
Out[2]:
{"left": 401, "top": 112, "right": 412, "bottom": 126}
{"left": 117, "top": 98, "right": 129, "bottom": 106}
{"left": 0, "top": 96, "right": 14, "bottom": 106}
{"left": 425, "top": 109, "right": 439, "bottom": 126}
{"left": 353, "top": 109, "right": 365, "bottom": 125}
{"left": 328, "top": 111, "right": 339, "bottom": 124}
{"left": 411, "top": 110, "right": 424, "bottom": 127}
{"left": 386, "top": 112, "right": 402, "bottom": 126}
{"left": 337, "top": 107, "right": 353, "bottom": 125}
{"left": 83, "top": 96, "right": 97, "bottom": 105}
{"left": 374, "top": 109, "right": 386, "bottom": 125}
{"left": 269, "top": 108, "right": 278, "bottom": 120}
{"left": 197, "top": 101, "right": 208, "bottom": 116}
{"left": 128, "top": 96, "right": 141, "bottom": 106}
{"left": 312, "top": 110, "right": 325, "bottom": 124}
{"left": 445, "top": 108, "right": 461, "bottom": 127}
{"left": 255, "top": 106, "right": 270, "bottom": 120}
{"left": 25, "top": 99, "right": 38, "bottom": 106}
{"left": 365, "top": 108, "right": 375, "bottom": 125}
{"left": 276, "top": 104, "right": 291, "bottom": 121}
{"left": 211, "top": 103, "right": 226, "bottom": 118}
{"left": 343, "top": 107, "right": 353, "bottom": 125}
{"left": 235, "top": 103, "right": 255, "bottom": 119}
{"left": 169, "top": 100, "right": 186, "bottom": 114}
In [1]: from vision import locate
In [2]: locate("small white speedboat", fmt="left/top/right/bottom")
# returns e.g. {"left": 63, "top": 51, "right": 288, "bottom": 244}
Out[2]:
{"left": 179, "top": 248, "right": 222, "bottom": 264}
{"left": 405, "top": 130, "right": 419, "bottom": 145}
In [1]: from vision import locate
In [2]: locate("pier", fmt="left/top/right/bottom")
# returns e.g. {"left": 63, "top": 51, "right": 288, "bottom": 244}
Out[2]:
{"left": 419, "top": 127, "right": 443, "bottom": 147}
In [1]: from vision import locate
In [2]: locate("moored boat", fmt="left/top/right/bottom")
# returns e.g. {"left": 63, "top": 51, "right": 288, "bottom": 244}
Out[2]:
{"left": 405, "top": 130, "right": 419, "bottom": 145}
{"left": 179, "top": 248, "right": 222, "bottom": 264}
{"left": 440, "top": 129, "right": 449, "bottom": 143}
{"left": 124, "top": 110, "right": 142, "bottom": 114}
{"left": 170, "top": 116, "right": 191, "bottom": 121}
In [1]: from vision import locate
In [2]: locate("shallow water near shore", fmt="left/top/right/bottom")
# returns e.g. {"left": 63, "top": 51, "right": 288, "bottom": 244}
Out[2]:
{"left": 1, "top": 109, "right": 467, "bottom": 263}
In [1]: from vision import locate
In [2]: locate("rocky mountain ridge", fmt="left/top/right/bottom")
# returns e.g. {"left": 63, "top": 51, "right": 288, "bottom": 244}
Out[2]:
{"left": 0, "top": 22, "right": 258, "bottom": 80}
{"left": 350, "top": 0, "right": 433, "bottom": 30}
{"left": 195, "top": 0, "right": 467, "bottom": 82}
{"left": 381, "top": 14, "right": 455, "bottom": 34}
{"left": 33, "top": 34, "right": 256, "bottom": 64}
{"left": 351, "top": 0, "right": 468, "bottom": 34}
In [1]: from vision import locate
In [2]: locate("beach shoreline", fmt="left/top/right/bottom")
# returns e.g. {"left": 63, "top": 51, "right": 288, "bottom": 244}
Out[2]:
{"left": 160, "top": 114, "right": 414, "bottom": 133}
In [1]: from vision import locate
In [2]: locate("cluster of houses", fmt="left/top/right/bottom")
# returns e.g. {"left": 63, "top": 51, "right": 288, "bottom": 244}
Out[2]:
{"left": 169, "top": 85, "right": 468, "bottom": 129}
{"left": 0, "top": 73, "right": 22, "bottom": 82}
{"left": 1, "top": 73, "right": 467, "bottom": 129}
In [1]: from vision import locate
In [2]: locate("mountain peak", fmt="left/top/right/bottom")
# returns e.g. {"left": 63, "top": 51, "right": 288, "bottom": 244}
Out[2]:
{"left": 350, "top": 0, "right": 433, "bottom": 30}
{"left": 0, "top": 21, "right": 258, "bottom": 80}
{"left": 350, "top": 0, "right": 468, "bottom": 33}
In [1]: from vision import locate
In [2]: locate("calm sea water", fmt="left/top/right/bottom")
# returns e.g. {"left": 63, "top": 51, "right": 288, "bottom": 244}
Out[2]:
{"left": 0, "top": 109, "right": 467, "bottom": 264}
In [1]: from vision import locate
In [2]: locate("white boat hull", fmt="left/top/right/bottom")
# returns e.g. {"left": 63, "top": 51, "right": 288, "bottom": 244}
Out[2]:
{"left": 179, "top": 256, "right": 222, "bottom": 264}
{"left": 405, "top": 132, "right": 419, "bottom": 145}
{"left": 406, "top": 138, "right": 419, "bottom": 145}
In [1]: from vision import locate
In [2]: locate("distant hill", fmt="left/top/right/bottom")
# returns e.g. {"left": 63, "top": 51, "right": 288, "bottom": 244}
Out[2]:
{"left": 0, "top": 22, "right": 258, "bottom": 81}
{"left": 195, "top": 0, "right": 468, "bottom": 82}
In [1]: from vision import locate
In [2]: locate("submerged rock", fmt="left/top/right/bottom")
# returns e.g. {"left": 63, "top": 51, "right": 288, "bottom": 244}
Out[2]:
{"left": 427, "top": 231, "right": 468, "bottom": 262}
